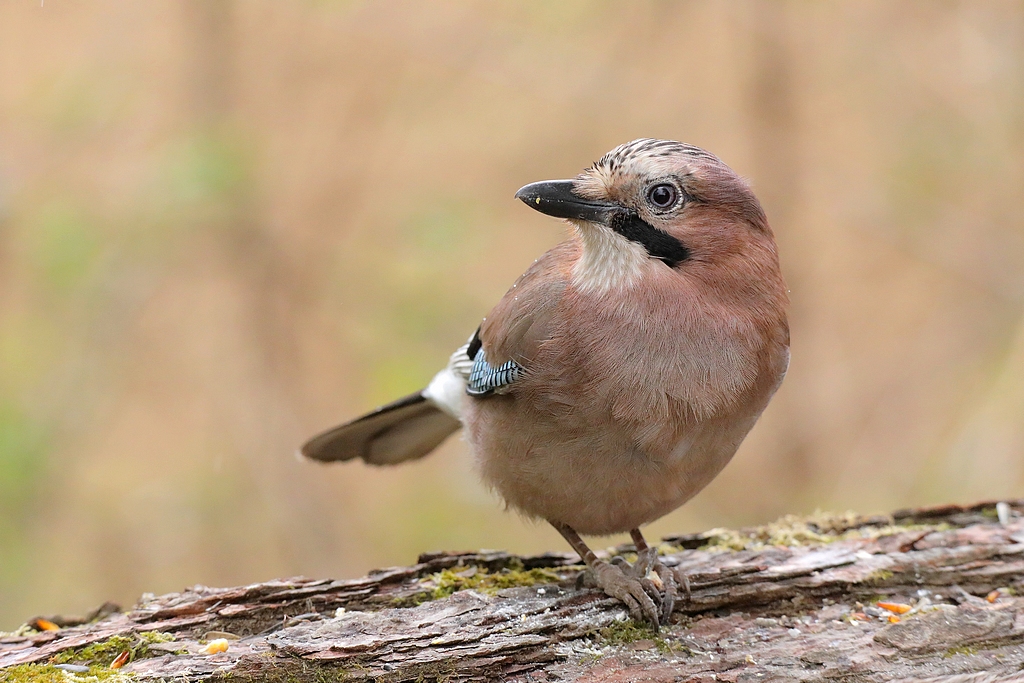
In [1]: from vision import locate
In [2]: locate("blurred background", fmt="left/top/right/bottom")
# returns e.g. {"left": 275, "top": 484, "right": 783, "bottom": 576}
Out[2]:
{"left": 1, "top": 0, "right": 1023, "bottom": 628}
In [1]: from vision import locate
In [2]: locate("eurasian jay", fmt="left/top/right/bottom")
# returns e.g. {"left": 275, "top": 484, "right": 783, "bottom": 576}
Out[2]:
{"left": 302, "top": 139, "right": 790, "bottom": 627}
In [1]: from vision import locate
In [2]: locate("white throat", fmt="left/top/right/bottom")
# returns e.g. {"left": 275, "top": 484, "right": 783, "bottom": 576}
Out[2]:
{"left": 571, "top": 222, "right": 648, "bottom": 294}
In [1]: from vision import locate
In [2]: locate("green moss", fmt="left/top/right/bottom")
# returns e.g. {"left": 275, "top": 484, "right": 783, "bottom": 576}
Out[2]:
{"left": 0, "top": 664, "right": 65, "bottom": 683}
{"left": 405, "top": 661, "right": 457, "bottom": 683}
{"left": 599, "top": 619, "right": 658, "bottom": 645}
{"left": 389, "top": 591, "right": 433, "bottom": 609}
{"left": 222, "top": 661, "right": 455, "bottom": 683}
{"left": 862, "top": 570, "right": 895, "bottom": 586}
{"left": 387, "top": 561, "right": 566, "bottom": 607}
{"left": 214, "top": 665, "right": 352, "bottom": 683}
{"left": 50, "top": 631, "right": 176, "bottom": 667}
{"left": 429, "top": 565, "right": 562, "bottom": 600}
{"left": 695, "top": 511, "right": 949, "bottom": 552}
{"left": 0, "top": 663, "right": 132, "bottom": 683}
{"left": 597, "top": 619, "right": 677, "bottom": 654}
{"left": 944, "top": 645, "right": 978, "bottom": 658}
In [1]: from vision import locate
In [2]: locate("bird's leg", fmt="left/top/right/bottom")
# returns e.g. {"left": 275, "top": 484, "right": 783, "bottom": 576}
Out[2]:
{"left": 630, "top": 528, "right": 688, "bottom": 622}
{"left": 553, "top": 521, "right": 662, "bottom": 628}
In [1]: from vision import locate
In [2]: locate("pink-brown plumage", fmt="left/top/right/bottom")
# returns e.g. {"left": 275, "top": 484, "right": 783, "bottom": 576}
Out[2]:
{"left": 467, "top": 150, "right": 789, "bottom": 534}
{"left": 301, "top": 139, "right": 789, "bottom": 626}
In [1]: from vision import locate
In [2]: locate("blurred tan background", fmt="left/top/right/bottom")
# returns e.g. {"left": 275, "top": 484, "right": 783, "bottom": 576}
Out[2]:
{"left": 1, "top": 0, "right": 1023, "bottom": 628}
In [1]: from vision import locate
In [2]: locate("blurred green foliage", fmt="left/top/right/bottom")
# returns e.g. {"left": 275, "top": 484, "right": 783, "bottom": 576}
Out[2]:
{"left": 166, "top": 132, "right": 252, "bottom": 210}
{"left": 29, "top": 203, "right": 101, "bottom": 294}
{"left": 888, "top": 114, "right": 972, "bottom": 234}
{"left": 0, "top": 402, "right": 46, "bottom": 526}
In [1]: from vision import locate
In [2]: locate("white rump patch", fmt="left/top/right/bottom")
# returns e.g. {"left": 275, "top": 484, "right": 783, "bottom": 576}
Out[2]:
{"left": 423, "top": 342, "right": 474, "bottom": 420}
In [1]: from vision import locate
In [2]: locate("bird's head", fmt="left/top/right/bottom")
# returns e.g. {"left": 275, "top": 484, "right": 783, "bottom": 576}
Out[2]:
{"left": 515, "top": 139, "right": 778, "bottom": 295}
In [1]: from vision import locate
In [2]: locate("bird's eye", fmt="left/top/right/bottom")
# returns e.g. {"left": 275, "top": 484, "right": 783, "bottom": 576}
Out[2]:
{"left": 647, "top": 183, "right": 679, "bottom": 210}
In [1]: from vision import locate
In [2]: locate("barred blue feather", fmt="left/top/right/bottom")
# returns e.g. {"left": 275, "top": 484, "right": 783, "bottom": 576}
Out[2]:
{"left": 466, "top": 348, "right": 524, "bottom": 396}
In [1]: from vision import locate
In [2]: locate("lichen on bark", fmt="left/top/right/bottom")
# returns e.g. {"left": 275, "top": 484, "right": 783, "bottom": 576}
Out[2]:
{"left": 3, "top": 500, "right": 1024, "bottom": 682}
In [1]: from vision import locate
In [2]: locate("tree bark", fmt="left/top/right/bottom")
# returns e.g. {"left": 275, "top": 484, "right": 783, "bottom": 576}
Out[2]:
{"left": 4, "top": 501, "right": 1024, "bottom": 682}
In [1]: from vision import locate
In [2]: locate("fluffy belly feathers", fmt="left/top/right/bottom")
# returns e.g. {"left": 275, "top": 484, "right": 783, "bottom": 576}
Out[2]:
{"left": 463, "top": 382, "right": 775, "bottom": 536}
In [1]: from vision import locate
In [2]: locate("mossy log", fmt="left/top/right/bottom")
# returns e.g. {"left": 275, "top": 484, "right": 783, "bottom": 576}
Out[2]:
{"left": 4, "top": 501, "right": 1024, "bottom": 682}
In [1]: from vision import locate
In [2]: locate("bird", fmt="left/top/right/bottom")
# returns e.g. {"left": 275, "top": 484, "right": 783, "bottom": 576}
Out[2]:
{"left": 301, "top": 138, "right": 790, "bottom": 628}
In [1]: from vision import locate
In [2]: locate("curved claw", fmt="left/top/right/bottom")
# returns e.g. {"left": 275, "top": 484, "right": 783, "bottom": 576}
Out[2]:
{"left": 615, "top": 550, "right": 666, "bottom": 617}
{"left": 625, "top": 548, "right": 688, "bottom": 623}
{"left": 593, "top": 561, "right": 661, "bottom": 629}
{"left": 653, "top": 562, "right": 677, "bottom": 622}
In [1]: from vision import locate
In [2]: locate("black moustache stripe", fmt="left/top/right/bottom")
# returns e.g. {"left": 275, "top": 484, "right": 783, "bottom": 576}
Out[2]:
{"left": 608, "top": 211, "right": 690, "bottom": 267}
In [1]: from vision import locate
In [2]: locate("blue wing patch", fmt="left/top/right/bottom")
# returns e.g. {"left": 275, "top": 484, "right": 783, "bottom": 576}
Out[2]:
{"left": 466, "top": 348, "right": 524, "bottom": 397}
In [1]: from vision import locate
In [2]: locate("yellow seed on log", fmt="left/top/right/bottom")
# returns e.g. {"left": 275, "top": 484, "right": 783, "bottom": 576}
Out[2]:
{"left": 877, "top": 601, "right": 911, "bottom": 614}
{"left": 202, "top": 639, "right": 230, "bottom": 655}
{"left": 31, "top": 618, "right": 59, "bottom": 632}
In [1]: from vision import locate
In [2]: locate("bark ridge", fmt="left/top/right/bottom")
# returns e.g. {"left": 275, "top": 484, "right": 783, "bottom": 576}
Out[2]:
{"left": 3, "top": 501, "right": 1024, "bottom": 682}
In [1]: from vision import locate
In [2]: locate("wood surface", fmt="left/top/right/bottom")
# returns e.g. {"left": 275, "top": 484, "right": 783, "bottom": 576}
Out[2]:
{"left": 4, "top": 501, "right": 1024, "bottom": 682}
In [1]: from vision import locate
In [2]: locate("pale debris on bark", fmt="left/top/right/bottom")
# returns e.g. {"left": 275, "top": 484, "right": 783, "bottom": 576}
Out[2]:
{"left": 3, "top": 501, "right": 1024, "bottom": 682}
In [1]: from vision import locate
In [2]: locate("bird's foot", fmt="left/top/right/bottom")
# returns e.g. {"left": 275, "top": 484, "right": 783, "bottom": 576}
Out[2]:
{"left": 556, "top": 522, "right": 687, "bottom": 629}
{"left": 616, "top": 547, "right": 687, "bottom": 624}
{"left": 588, "top": 559, "right": 663, "bottom": 628}
{"left": 575, "top": 547, "right": 686, "bottom": 628}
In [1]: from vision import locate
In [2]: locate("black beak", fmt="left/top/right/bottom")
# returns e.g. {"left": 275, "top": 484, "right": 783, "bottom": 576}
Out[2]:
{"left": 514, "top": 180, "right": 616, "bottom": 223}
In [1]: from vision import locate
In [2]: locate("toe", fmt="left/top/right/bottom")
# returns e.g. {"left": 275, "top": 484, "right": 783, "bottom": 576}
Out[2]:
{"left": 632, "top": 547, "right": 657, "bottom": 578}
{"left": 653, "top": 562, "right": 677, "bottom": 622}
{"left": 610, "top": 556, "right": 630, "bottom": 570}
{"left": 639, "top": 575, "right": 662, "bottom": 603}
{"left": 674, "top": 567, "right": 692, "bottom": 603}
{"left": 593, "top": 562, "right": 662, "bottom": 629}
{"left": 576, "top": 567, "right": 598, "bottom": 590}
{"left": 631, "top": 582, "right": 661, "bottom": 628}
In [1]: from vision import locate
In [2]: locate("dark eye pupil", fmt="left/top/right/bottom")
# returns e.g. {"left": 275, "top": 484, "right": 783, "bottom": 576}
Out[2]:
{"left": 648, "top": 184, "right": 677, "bottom": 208}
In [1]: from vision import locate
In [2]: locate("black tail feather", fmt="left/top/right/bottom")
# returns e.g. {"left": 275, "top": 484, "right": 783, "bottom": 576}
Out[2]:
{"left": 300, "top": 392, "right": 461, "bottom": 466}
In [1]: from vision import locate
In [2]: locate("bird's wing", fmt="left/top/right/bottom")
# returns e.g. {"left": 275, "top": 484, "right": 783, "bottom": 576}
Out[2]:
{"left": 300, "top": 392, "right": 460, "bottom": 465}
{"left": 469, "top": 241, "right": 573, "bottom": 395}
{"left": 303, "top": 341, "right": 474, "bottom": 464}
{"left": 466, "top": 344, "right": 525, "bottom": 396}
{"left": 302, "top": 244, "right": 572, "bottom": 461}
